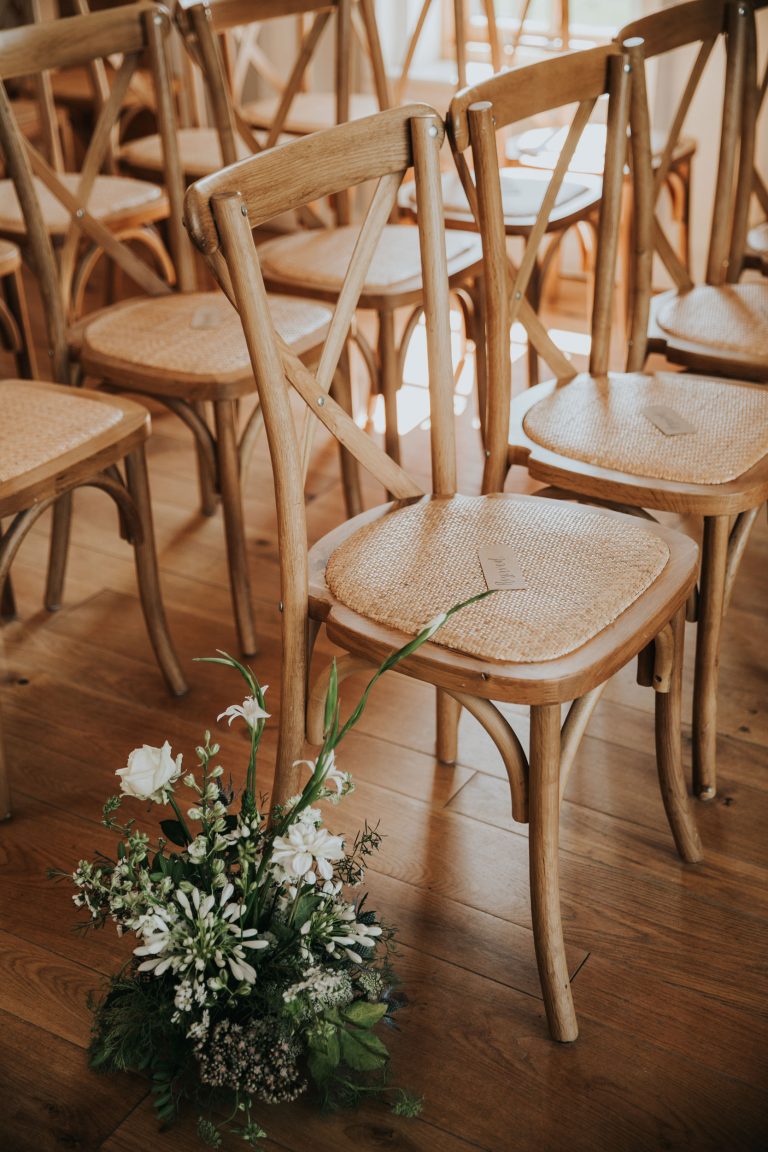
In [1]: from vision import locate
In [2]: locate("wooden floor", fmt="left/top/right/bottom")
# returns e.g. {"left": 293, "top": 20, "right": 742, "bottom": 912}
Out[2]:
{"left": 1, "top": 286, "right": 767, "bottom": 1152}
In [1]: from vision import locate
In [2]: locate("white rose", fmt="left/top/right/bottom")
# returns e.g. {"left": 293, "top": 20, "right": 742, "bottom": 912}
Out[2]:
{"left": 116, "top": 741, "right": 183, "bottom": 802}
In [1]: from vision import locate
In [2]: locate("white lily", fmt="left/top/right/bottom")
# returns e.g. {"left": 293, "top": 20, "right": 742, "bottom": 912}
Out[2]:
{"left": 217, "top": 694, "right": 270, "bottom": 730}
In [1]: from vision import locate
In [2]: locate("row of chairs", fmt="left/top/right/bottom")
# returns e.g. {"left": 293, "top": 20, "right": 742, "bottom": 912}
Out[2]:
{"left": 0, "top": 0, "right": 766, "bottom": 1044}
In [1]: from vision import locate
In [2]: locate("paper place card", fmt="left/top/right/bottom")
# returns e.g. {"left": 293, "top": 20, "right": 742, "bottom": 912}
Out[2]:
{"left": 190, "top": 304, "right": 230, "bottom": 330}
{"left": 478, "top": 544, "right": 527, "bottom": 591}
{"left": 641, "top": 404, "right": 696, "bottom": 436}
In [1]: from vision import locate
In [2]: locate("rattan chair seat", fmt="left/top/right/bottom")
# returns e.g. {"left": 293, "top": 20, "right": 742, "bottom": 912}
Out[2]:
{"left": 509, "top": 124, "right": 695, "bottom": 176}
{"left": 522, "top": 371, "right": 768, "bottom": 484}
{"left": 325, "top": 494, "right": 669, "bottom": 663}
{"left": 0, "top": 379, "right": 124, "bottom": 484}
{"left": 655, "top": 284, "right": 768, "bottom": 360}
{"left": 81, "top": 291, "right": 331, "bottom": 381}
{"left": 120, "top": 127, "right": 252, "bottom": 181}
{"left": 400, "top": 168, "right": 595, "bottom": 227}
{"left": 242, "top": 91, "right": 381, "bottom": 135}
{"left": 0, "top": 173, "right": 166, "bottom": 236}
{"left": 259, "top": 225, "right": 480, "bottom": 294}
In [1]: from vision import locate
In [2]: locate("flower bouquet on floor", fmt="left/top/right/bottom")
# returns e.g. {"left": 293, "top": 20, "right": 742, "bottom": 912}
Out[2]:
{"left": 63, "top": 598, "right": 486, "bottom": 1148}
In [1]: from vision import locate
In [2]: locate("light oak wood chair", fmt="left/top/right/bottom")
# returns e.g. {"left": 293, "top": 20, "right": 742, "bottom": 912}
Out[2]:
{"left": 0, "top": 2, "right": 342, "bottom": 659}
{"left": 0, "top": 0, "right": 176, "bottom": 320}
{"left": 620, "top": 0, "right": 768, "bottom": 383}
{"left": 448, "top": 28, "right": 768, "bottom": 802}
{"left": 396, "top": 0, "right": 603, "bottom": 394}
{"left": 0, "top": 52, "right": 187, "bottom": 821}
{"left": 173, "top": 0, "right": 484, "bottom": 468}
{"left": 119, "top": 0, "right": 390, "bottom": 185}
{"left": 185, "top": 102, "right": 703, "bottom": 1042}
{"left": 227, "top": 0, "right": 390, "bottom": 141}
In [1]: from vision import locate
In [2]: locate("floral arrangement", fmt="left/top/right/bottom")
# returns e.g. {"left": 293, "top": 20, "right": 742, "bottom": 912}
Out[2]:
{"left": 62, "top": 596, "right": 487, "bottom": 1147}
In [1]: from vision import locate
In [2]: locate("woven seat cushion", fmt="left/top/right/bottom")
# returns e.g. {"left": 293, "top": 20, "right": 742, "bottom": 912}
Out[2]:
{"left": 656, "top": 284, "right": 768, "bottom": 359}
{"left": 325, "top": 494, "right": 669, "bottom": 663}
{"left": 0, "top": 173, "right": 165, "bottom": 236}
{"left": 0, "top": 381, "right": 122, "bottom": 483}
{"left": 509, "top": 124, "right": 695, "bottom": 175}
{"left": 522, "top": 371, "right": 768, "bottom": 484}
{"left": 81, "top": 292, "right": 331, "bottom": 376}
{"left": 259, "top": 225, "right": 478, "bottom": 293}
{"left": 446, "top": 169, "right": 589, "bottom": 218}
{"left": 747, "top": 221, "right": 768, "bottom": 255}
{"left": 120, "top": 128, "right": 251, "bottom": 179}
{"left": 242, "top": 91, "right": 381, "bottom": 134}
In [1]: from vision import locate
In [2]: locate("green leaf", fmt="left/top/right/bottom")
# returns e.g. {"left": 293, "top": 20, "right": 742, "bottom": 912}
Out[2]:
{"left": 308, "top": 1050, "right": 336, "bottom": 1085}
{"left": 342, "top": 1001, "right": 388, "bottom": 1029}
{"left": 339, "top": 1027, "right": 389, "bottom": 1072}
{"left": 159, "top": 820, "right": 187, "bottom": 848}
{"left": 308, "top": 1028, "right": 341, "bottom": 1066}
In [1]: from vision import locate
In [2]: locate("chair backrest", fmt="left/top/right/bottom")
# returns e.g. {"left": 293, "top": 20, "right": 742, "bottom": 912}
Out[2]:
{"left": 175, "top": 0, "right": 390, "bottom": 179}
{"left": 184, "top": 103, "right": 455, "bottom": 767}
{"left": 0, "top": 1, "right": 191, "bottom": 316}
{"left": 448, "top": 42, "right": 629, "bottom": 492}
{"left": 617, "top": 0, "right": 752, "bottom": 308}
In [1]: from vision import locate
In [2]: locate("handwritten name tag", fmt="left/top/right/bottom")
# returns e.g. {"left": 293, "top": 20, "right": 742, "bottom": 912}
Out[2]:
{"left": 641, "top": 404, "right": 696, "bottom": 436}
{"left": 478, "top": 544, "right": 527, "bottom": 591}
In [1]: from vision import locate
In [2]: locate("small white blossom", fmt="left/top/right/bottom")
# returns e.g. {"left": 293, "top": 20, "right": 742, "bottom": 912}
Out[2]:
{"left": 217, "top": 694, "right": 269, "bottom": 730}
{"left": 270, "top": 822, "right": 345, "bottom": 883}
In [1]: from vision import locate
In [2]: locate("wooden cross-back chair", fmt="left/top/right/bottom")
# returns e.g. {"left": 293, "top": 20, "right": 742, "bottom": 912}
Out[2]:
{"left": 0, "top": 0, "right": 175, "bottom": 320}
{"left": 398, "top": 0, "right": 604, "bottom": 393}
{"left": 620, "top": 0, "right": 768, "bottom": 382}
{"left": 0, "top": 11, "right": 187, "bottom": 821}
{"left": 174, "top": 0, "right": 484, "bottom": 467}
{"left": 185, "top": 101, "right": 703, "bottom": 1043}
{"left": 448, "top": 6, "right": 768, "bottom": 803}
{"left": 6, "top": 1, "right": 343, "bottom": 660}
{"left": 228, "top": 0, "right": 391, "bottom": 142}
{"left": 120, "top": 0, "right": 389, "bottom": 189}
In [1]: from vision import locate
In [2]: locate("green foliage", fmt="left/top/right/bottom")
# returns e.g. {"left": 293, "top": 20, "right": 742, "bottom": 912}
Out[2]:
{"left": 66, "top": 609, "right": 491, "bottom": 1147}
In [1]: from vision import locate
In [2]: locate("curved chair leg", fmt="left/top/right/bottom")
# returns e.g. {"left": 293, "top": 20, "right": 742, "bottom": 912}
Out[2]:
{"left": 692, "top": 514, "right": 729, "bottom": 800}
{"left": 45, "top": 492, "right": 73, "bottom": 611}
{"left": 123, "top": 446, "right": 187, "bottom": 697}
{"left": 654, "top": 606, "right": 703, "bottom": 862}
{"left": 529, "top": 702, "right": 578, "bottom": 1042}
{"left": 3, "top": 264, "right": 38, "bottom": 379}
{"left": 213, "top": 400, "right": 257, "bottom": 657}
{"left": 1, "top": 559, "right": 16, "bottom": 620}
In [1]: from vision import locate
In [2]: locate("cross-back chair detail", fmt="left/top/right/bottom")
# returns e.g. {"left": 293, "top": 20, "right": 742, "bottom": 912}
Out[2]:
{"left": 448, "top": 42, "right": 618, "bottom": 451}
{"left": 0, "top": 11, "right": 187, "bottom": 820}
{"left": 15, "top": 1, "right": 346, "bottom": 661}
{"left": 0, "top": 0, "right": 176, "bottom": 319}
{"left": 221, "top": 0, "right": 391, "bottom": 149}
{"left": 185, "top": 102, "right": 705, "bottom": 1043}
{"left": 177, "top": 0, "right": 483, "bottom": 467}
{"left": 620, "top": 0, "right": 768, "bottom": 381}
{"left": 449, "top": 7, "right": 768, "bottom": 803}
